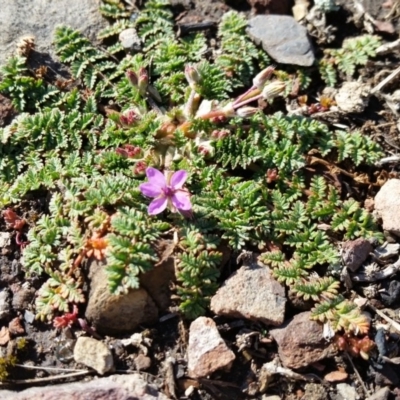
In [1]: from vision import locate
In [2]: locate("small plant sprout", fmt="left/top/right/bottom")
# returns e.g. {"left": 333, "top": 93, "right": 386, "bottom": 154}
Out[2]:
{"left": 139, "top": 167, "right": 192, "bottom": 215}
{"left": 53, "top": 304, "right": 79, "bottom": 329}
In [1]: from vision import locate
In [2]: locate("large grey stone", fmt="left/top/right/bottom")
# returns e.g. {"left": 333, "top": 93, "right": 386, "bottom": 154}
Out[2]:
{"left": 0, "top": 0, "right": 107, "bottom": 66}
{"left": 85, "top": 260, "right": 158, "bottom": 335}
{"left": 210, "top": 263, "right": 286, "bottom": 326}
{"left": 247, "top": 15, "right": 315, "bottom": 66}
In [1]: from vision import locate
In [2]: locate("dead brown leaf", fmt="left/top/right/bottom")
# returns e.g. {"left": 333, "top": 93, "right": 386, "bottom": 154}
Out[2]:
{"left": 324, "top": 370, "right": 348, "bottom": 382}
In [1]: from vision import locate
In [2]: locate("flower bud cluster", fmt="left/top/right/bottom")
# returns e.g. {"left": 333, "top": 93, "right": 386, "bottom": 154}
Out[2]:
{"left": 115, "top": 144, "right": 142, "bottom": 158}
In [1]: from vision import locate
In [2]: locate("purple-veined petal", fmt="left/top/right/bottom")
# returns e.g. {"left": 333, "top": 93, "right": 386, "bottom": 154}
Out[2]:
{"left": 171, "top": 190, "right": 192, "bottom": 211}
{"left": 170, "top": 170, "right": 188, "bottom": 189}
{"left": 146, "top": 167, "right": 166, "bottom": 189}
{"left": 139, "top": 182, "right": 162, "bottom": 198}
{"left": 148, "top": 196, "right": 168, "bottom": 215}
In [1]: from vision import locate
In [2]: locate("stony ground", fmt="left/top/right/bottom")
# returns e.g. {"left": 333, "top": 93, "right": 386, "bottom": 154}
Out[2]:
{"left": 1, "top": 0, "right": 400, "bottom": 399}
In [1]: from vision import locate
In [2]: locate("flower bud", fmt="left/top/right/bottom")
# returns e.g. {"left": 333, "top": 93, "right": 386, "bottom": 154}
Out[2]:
{"left": 211, "top": 129, "right": 230, "bottom": 139}
{"left": 126, "top": 69, "right": 138, "bottom": 86}
{"left": 138, "top": 67, "right": 148, "bottom": 95}
{"left": 252, "top": 66, "right": 275, "bottom": 89}
{"left": 266, "top": 168, "right": 278, "bottom": 183}
{"left": 119, "top": 108, "right": 141, "bottom": 126}
{"left": 195, "top": 138, "right": 215, "bottom": 158}
{"left": 133, "top": 161, "right": 147, "bottom": 176}
{"left": 261, "top": 81, "right": 286, "bottom": 101}
{"left": 198, "top": 143, "right": 215, "bottom": 158}
{"left": 185, "top": 65, "right": 201, "bottom": 90}
{"left": 210, "top": 115, "right": 227, "bottom": 124}
{"left": 235, "top": 106, "right": 258, "bottom": 118}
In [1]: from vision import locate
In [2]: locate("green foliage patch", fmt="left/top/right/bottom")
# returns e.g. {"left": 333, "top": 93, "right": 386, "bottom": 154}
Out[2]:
{"left": 0, "top": 0, "right": 383, "bottom": 334}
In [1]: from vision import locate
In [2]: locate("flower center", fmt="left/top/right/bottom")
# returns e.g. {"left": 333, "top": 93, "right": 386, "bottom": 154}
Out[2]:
{"left": 163, "top": 186, "right": 175, "bottom": 197}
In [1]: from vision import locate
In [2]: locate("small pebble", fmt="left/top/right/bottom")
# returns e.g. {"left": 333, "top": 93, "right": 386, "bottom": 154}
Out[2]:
{"left": 0, "top": 232, "right": 11, "bottom": 248}
{"left": 73, "top": 336, "right": 114, "bottom": 375}
{"left": 23, "top": 310, "right": 35, "bottom": 324}
{"left": 119, "top": 28, "right": 141, "bottom": 51}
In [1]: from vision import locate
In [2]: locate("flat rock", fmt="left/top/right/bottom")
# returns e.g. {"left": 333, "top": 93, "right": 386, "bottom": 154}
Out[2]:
{"left": 0, "top": 0, "right": 107, "bottom": 66}
{"left": 374, "top": 179, "right": 400, "bottom": 236}
{"left": 270, "top": 311, "right": 336, "bottom": 369}
{"left": 85, "top": 260, "right": 158, "bottom": 334}
{"left": 342, "top": 238, "right": 372, "bottom": 272}
{"left": 0, "top": 373, "right": 169, "bottom": 400}
{"left": 247, "top": 15, "right": 315, "bottom": 66}
{"left": 210, "top": 264, "right": 286, "bottom": 326}
{"left": 73, "top": 336, "right": 114, "bottom": 375}
{"left": 187, "top": 317, "right": 235, "bottom": 378}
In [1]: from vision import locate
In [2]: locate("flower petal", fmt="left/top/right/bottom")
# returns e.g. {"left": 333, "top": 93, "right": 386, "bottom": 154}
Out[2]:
{"left": 148, "top": 196, "right": 168, "bottom": 215}
{"left": 146, "top": 167, "right": 166, "bottom": 189}
{"left": 171, "top": 190, "right": 192, "bottom": 211}
{"left": 139, "top": 182, "right": 162, "bottom": 198}
{"left": 170, "top": 170, "right": 188, "bottom": 189}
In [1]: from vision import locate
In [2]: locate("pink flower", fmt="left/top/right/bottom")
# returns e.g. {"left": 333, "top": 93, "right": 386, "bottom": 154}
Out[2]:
{"left": 139, "top": 167, "right": 192, "bottom": 215}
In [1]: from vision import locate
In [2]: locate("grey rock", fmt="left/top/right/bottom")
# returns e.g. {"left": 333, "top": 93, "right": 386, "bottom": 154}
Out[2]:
{"left": 187, "top": 317, "right": 235, "bottom": 378}
{"left": 336, "top": 383, "right": 357, "bottom": 400}
{"left": 210, "top": 263, "right": 286, "bottom": 326}
{"left": 270, "top": 311, "right": 336, "bottom": 369}
{"left": 73, "top": 336, "right": 114, "bottom": 375}
{"left": 119, "top": 28, "right": 141, "bottom": 51}
{"left": 247, "top": 15, "right": 315, "bottom": 67}
{"left": 0, "top": 0, "right": 107, "bottom": 66}
{"left": 342, "top": 238, "right": 372, "bottom": 272}
{"left": 85, "top": 260, "right": 158, "bottom": 335}
{"left": 0, "top": 232, "right": 11, "bottom": 248}
{"left": 335, "top": 82, "right": 371, "bottom": 113}
{"left": 374, "top": 179, "right": 400, "bottom": 236}
{"left": 0, "top": 289, "right": 11, "bottom": 320}
{"left": 374, "top": 242, "right": 400, "bottom": 260}
{"left": 366, "top": 387, "right": 390, "bottom": 400}
{"left": 0, "top": 373, "right": 169, "bottom": 400}
{"left": 23, "top": 310, "right": 35, "bottom": 324}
